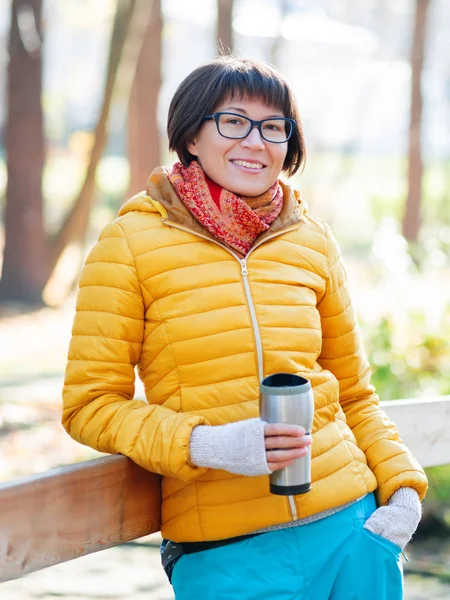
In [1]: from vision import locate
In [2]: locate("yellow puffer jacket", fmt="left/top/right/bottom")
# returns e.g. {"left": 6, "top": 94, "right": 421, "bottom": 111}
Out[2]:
{"left": 62, "top": 167, "right": 427, "bottom": 542}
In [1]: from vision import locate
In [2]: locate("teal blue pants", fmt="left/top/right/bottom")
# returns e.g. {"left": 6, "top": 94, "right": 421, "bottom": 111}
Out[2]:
{"left": 171, "top": 493, "right": 403, "bottom": 599}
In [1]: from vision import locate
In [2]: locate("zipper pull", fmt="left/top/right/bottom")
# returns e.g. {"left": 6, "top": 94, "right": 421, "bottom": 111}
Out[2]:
{"left": 240, "top": 259, "right": 248, "bottom": 276}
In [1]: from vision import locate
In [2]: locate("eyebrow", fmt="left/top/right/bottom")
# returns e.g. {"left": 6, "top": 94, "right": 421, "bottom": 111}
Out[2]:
{"left": 222, "top": 106, "right": 284, "bottom": 118}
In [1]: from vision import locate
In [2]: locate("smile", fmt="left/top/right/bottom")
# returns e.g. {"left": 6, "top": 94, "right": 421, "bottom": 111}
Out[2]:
{"left": 231, "top": 160, "right": 265, "bottom": 170}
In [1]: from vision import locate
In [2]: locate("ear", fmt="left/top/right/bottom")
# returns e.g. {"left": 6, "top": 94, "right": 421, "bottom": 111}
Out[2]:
{"left": 187, "top": 137, "right": 199, "bottom": 157}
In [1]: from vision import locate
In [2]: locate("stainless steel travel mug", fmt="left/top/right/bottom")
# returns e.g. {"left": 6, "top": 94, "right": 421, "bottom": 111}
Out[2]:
{"left": 260, "top": 373, "right": 314, "bottom": 496}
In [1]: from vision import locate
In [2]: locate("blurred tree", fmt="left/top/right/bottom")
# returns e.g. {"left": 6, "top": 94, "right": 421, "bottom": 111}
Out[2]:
{"left": 217, "top": 0, "right": 234, "bottom": 54}
{"left": 0, "top": 0, "right": 46, "bottom": 304}
{"left": 128, "top": 0, "right": 162, "bottom": 196}
{"left": 0, "top": 0, "right": 151, "bottom": 305}
{"left": 50, "top": 0, "right": 140, "bottom": 280}
{"left": 403, "top": 0, "right": 431, "bottom": 243}
{"left": 268, "top": 0, "right": 289, "bottom": 67}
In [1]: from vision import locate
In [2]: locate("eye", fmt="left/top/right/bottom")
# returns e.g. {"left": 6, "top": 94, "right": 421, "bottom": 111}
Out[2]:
{"left": 263, "top": 120, "right": 284, "bottom": 132}
{"left": 223, "top": 115, "right": 246, "bottom": 126}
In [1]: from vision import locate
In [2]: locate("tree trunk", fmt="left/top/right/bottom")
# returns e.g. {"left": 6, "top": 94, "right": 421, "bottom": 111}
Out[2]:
{"left": 49, "top": 0, "right": 139, "bottom": 274}
{"left": 217, "top": 0, "right": 233, "bottom": 54}
{"left": 128, "top": 0, "right": 162, "bottom": 196}
{"left": 0, "top": 0, "right": 46, "bottom": 304}
{"left": 268, "top": 0, "right": 289, "bottom": 68}
{"left": 402, "top": 0, "right": 430, "bottom": 243}
{"left": 0, "top": 0, "right": 156, "bottom": 306}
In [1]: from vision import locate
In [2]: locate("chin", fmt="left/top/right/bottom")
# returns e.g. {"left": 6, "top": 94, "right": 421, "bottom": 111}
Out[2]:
{"left": 230, "top": 183, "right": 268, "bottom": 197}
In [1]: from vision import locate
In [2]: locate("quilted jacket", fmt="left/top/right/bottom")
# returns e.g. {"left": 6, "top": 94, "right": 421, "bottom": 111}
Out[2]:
{"left": 62, "top": 167, "right": 428, "bottom": 542}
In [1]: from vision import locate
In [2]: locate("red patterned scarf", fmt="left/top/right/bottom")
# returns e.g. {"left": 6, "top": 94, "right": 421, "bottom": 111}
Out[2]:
{"left": 168, "top": 161, "right": 283, "bottom": 256}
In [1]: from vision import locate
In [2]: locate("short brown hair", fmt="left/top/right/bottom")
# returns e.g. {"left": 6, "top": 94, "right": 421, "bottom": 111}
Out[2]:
{"left": 167, "top": 56, "right": 306, "bottom": 177}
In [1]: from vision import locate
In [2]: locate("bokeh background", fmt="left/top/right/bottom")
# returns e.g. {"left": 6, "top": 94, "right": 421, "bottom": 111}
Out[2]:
{"left": 0, "top": 0, "right": 449, "bottom": 598}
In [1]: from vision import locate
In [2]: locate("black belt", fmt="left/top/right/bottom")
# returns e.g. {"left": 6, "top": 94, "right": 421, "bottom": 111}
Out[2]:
{"left": 182, "top": 531, "right": 264, "bottom": 554}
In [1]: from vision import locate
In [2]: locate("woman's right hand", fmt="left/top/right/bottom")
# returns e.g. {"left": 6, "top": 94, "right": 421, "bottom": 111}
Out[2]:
{"left": 264, "top": 423, "right": 312, "bottom": 472}
{"left": 189, "top": 419, "right": 311, "bottom": 477}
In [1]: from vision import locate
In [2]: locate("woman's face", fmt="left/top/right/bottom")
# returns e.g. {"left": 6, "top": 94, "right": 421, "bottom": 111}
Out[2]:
{"left": 187, "top": 97, "right": 288, "bottom": 197}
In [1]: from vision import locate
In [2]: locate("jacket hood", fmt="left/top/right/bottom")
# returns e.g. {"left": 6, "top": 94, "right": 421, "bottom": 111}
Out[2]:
{"left": 118, "top": 166, "right": 307, "bottom": 236}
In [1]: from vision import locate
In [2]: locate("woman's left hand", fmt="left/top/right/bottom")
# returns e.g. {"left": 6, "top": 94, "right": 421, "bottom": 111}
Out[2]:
{"left": 363, "top": 487, "right": 422, "bottom": 549}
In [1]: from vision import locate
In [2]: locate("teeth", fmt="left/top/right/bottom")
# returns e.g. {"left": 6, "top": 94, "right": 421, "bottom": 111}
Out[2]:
{"left": 232, "top": 160, "right": 264, "bottom": 170}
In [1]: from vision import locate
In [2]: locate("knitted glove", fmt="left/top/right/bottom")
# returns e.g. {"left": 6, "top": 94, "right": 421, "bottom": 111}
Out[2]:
{"left": 189, "top": 418, "right": 271, "bottom": 477}
{"left": 364, "top": 487, "right": 422, "bottom": 549}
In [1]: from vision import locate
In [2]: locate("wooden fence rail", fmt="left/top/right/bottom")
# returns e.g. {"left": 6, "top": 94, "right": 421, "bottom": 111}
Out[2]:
{"left": 1, "top": 396, "right": 449, "bottom": 583}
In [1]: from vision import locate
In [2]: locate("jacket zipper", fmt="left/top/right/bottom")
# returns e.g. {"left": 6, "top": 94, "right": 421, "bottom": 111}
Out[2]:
{"left": 239, "top": 258, "right": 264, "bottom": 382}
{"left": 162, "top": 219, "right": 299, "bottom": 520}
{"left": 239, "top": 245, "right": 299, "bottom": 522}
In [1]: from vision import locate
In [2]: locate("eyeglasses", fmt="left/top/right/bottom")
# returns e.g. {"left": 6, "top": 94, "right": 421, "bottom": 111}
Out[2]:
{"left": 203, "top": 112, "right": 296, "bottom": 143}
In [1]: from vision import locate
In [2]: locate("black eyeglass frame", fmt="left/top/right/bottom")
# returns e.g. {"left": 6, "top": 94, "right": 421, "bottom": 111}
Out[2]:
{"left": 203, "top": 112, "right": 297, "bottom": 144}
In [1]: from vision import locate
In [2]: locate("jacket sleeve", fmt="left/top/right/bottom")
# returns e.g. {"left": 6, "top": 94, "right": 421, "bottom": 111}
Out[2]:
{"left": 62, "top": 220, "right": 209, "bottom": 481}
{"left": 316, "top": 222, "right": 428, "bottom": 504}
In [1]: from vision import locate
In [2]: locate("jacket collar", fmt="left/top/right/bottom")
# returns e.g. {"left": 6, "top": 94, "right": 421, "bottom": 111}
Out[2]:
{"left": 135, "top": 166, "right": 305, "bottom": 249}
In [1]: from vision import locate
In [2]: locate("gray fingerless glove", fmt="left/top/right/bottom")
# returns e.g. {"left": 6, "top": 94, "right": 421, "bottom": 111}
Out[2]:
{"left": 189, "top": 418, "right": 271, "bottom": 477}
{"left": 364, "top": 487, "right": 422, "bottom": 549}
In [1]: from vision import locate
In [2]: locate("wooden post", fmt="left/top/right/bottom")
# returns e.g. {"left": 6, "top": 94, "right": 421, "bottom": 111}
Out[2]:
{"left": 382, "top": 396, "right": 450, "bottom": 468}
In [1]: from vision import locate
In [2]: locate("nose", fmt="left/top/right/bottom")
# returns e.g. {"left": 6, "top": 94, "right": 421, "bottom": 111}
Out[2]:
{"left": 241, "top": 126, "right": 265, "bottom": 150}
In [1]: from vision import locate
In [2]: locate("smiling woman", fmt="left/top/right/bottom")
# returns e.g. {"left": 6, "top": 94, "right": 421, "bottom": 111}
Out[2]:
{"left": 61, "top": 56, "right": 428, "bottom": 600}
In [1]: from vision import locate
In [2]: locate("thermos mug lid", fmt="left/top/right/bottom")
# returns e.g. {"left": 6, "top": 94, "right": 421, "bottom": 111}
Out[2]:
{"left": 260, "top": 373, "right": 311, "bottom": 396}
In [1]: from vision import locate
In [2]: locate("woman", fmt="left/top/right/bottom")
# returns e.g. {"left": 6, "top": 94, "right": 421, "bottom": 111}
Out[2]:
{"left": 62, "top": 57, "right": 427, "bottom": 599}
